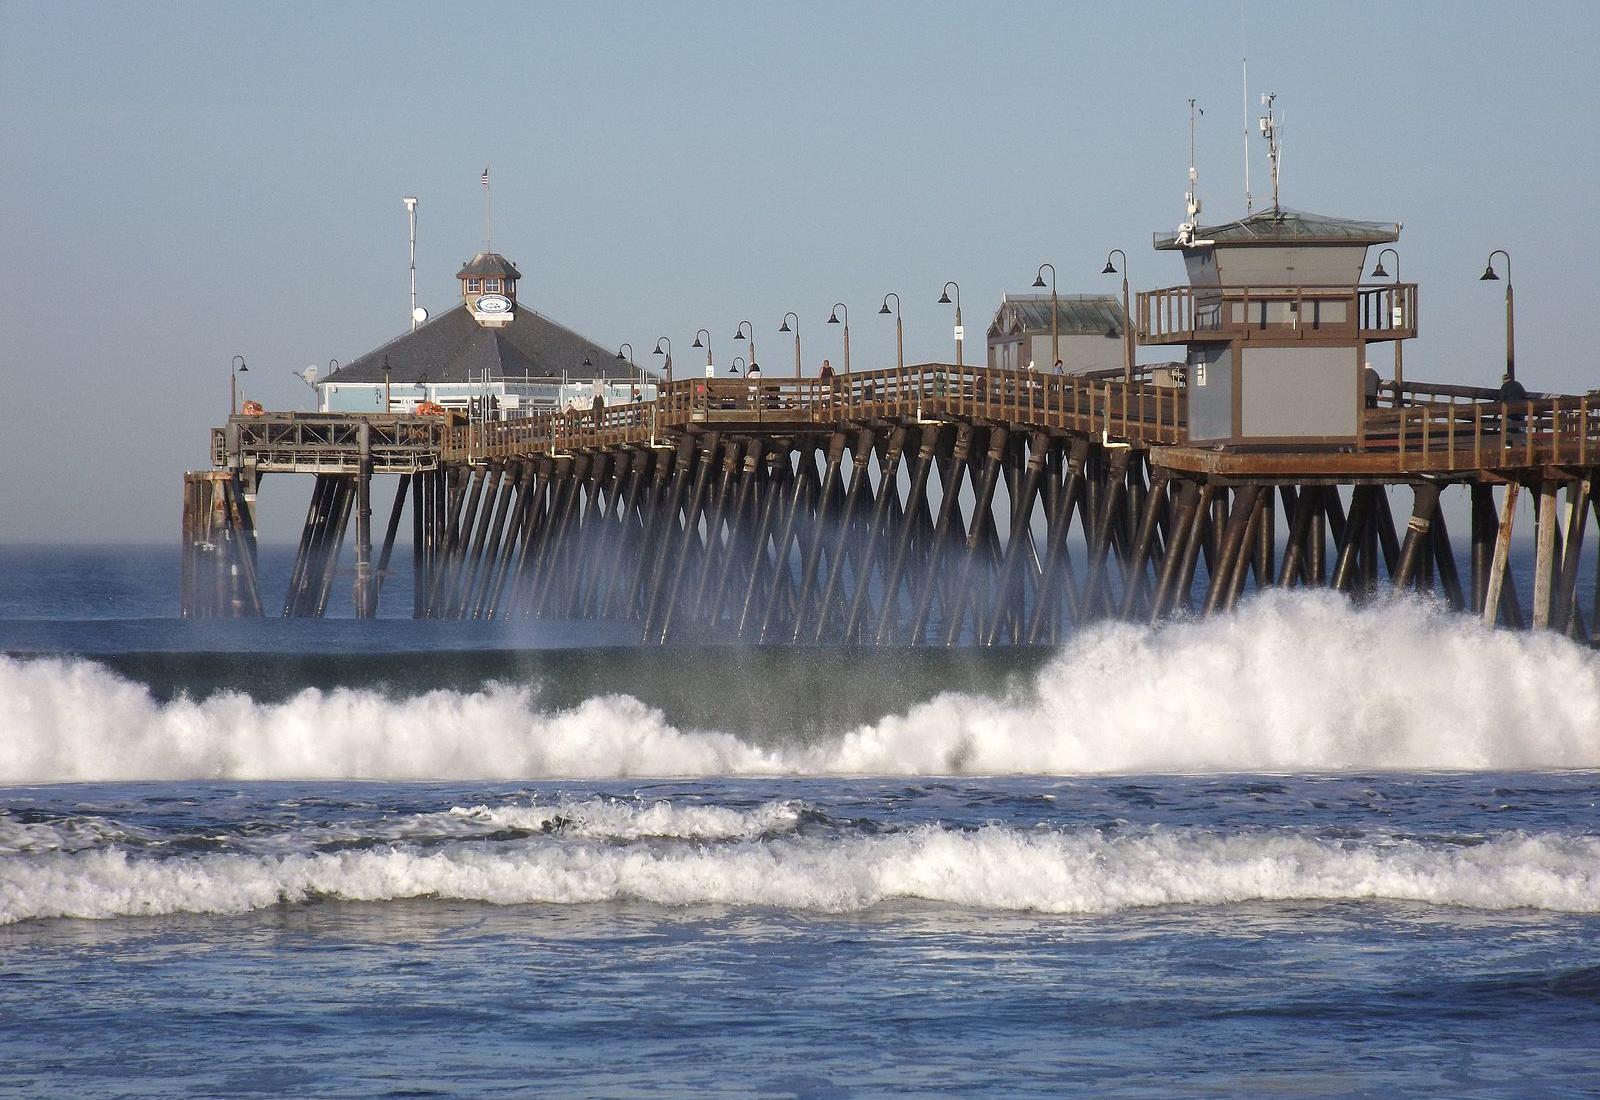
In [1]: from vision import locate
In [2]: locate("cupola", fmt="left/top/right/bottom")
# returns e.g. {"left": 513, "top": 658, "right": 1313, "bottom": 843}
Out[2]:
{"left": 457, "top": 252, "right": 520, "bottom": 328}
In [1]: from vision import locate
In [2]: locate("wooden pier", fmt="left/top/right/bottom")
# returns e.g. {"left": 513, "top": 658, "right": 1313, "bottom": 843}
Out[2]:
{"left": 185, "top": 364, "right": 1600, "bottom": 645}
{"left": 183, "top": 204, "right": 1600, "bottom": 643}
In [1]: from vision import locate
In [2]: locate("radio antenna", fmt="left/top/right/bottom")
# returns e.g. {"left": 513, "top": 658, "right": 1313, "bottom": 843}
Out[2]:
{"left": 1176, "top": 98, "right": 1205, "bottom": 245}
{"left": 403, "top": 196, "right": 419, "bottom": 331}
{"left": 480, "top": 164, "right": 492, "bottom": 252}
{"left": 1241, "top": 1, "right": 1252, "bottom": 213}
{"left": 1259, "top": 93, "right": 1283, "bottom": 211}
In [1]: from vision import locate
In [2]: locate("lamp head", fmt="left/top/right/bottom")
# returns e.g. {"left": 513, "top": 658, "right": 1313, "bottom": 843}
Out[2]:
{"left": 653, "top": 340, "right": 666, "bottom": 355}
{"left": 878, "top": 302, "right": 891, "bottom": 315}
{"left": 1480, "top": 265, "right": 1500, "bottom": 282}
{"left": 691, "top": 334, "right": 704, "bottom": 348}
{"left": 827, "top": 310, "right": 840, "bottom": 324}
{"left": 1370, "top": 261, "right": 1388, "bottom": 279}
{"left": 1032, "top": 274, "right": 1047, "bottom": 288}
{"left": 779, "top": 319, "right": 791, "bottom": 333}
{"left": 938, "top": 290, "right": 951, "bottom": 304}
{"left": 1101, "top": 260, "right": 1117, "bottom": 275}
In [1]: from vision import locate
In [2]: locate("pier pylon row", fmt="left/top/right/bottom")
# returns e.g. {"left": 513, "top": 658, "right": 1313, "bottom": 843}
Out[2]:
{"left": 186, "top": 422, "right": 1599, "bottom": 646}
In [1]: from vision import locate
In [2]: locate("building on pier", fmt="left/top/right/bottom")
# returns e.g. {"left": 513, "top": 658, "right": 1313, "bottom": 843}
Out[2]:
{"left": 1143, "top": 207, "right": 1408, "bottom": 445}
{"left": 985, "top": 293, "right": 1125, "bottom": 373}
{"left": 318, "top": 249, "right": 653, "bottom": 419}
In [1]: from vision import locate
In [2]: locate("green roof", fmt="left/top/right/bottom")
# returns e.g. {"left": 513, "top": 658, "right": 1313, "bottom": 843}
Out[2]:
{"left": 988, "top": 294, "right": 1125, "bottom": 338}
{"left": 1154, "top": 207, "right": 1400, "bottom": 250}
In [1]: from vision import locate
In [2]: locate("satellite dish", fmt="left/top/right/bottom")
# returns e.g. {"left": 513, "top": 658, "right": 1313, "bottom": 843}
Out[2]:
{"left": 413, "top": 306, "right": 429, "bottom": 325}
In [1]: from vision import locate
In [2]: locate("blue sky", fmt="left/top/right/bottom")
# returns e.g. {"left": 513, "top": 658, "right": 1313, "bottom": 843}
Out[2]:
{"left": 2, "top": 0, "right": 1597, "bottom": 542}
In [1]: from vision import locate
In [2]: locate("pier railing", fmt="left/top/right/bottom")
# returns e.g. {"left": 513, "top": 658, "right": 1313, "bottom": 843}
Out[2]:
{"left": 213, "top": 414, "right": 446, "bottom": 474}
{"left": 1362, "top": 392, "right": 1600, "bottom": 471}
{"left": 1136, "top": 283, "right": 1418, "bottom": 345}
{"left": 434, "top": 361, "right": 1599, "bottom": 475}
{"left": 439, "top": 363, "right": 1189, "bottom": 464}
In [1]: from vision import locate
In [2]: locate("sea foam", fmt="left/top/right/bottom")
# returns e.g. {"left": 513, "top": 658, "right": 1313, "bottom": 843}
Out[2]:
{"left": 3, "top": 593, "right": 1598, "bottom": 782}
{"left": 3, "top": 815, "right": 1597, "bottom": 924}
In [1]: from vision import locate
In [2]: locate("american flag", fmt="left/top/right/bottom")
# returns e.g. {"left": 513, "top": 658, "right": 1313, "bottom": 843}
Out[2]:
{"left": 481, "top": 166, "right": 489, "bottom": 187}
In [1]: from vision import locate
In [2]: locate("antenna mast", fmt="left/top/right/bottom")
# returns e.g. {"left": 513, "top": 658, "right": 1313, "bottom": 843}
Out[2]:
{"left": 1259, "top": 93, "right": 1282, "bottom": 211}
{"left": 403, "top": 196, "right": 419, "bottom": 331}
{"left": 1177, "top": 98, "right": 1204, "bottom": 245}
{"left": 1241, "top": 1, "right": 1252, "bottom": 213}
{"left": 481, "top": 164, "right": 492, "bottom": 251}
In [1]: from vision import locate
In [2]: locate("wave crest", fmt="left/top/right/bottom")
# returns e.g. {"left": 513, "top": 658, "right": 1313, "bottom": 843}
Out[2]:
{"left": 3, "top": 822, "right": 1596, "bottom": 924}
{"left": 3, "top": 593, "right": 1598, "bottom": 782}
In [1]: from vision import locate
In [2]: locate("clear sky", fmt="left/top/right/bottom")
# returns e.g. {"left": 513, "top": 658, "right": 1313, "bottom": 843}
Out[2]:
{"left": 2, "top": 0, "right": 1597, "bottom": 544}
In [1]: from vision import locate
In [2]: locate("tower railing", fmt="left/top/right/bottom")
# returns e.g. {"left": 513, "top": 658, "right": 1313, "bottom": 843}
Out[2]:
{"left": 1136, "top": 282, "right": 1418, "bottom": 345}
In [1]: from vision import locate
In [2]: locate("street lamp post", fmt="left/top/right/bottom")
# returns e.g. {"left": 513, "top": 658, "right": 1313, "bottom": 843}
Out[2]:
{"left": 878, "top": 293, "right": 903, "bottom": 369}
{"left": 617, "top": 343, "right": 641, "bottom": 393}
{"left": 1370, "top": 248, "right": 1403, "bottom": 395}
{"left": 1033, "top": 263, "right": 1058, "bottom": 369}
{"left": 879, "top": 293, "right": 904, "bottom": 395}
{"left": 653, "top": 337, "right": 673, "bottom": 385}
{"left": 382, "top": 354, "right": 392, "bottom": 413}
{"left": 231, "top": 355, "right": 247, "bottom": 415}
{"left": 1480, "top": 250, "right": 1515, "bottom": 385}
{"left": 1101, "top": 251, "right": 1133, "bottom": 385}
{"left": 779, "top": 312, "right": 801, "bottom": 377}
{"left": 827, "top": 302, "right": 851, "bottom": 375}
{"left": 733, "top": 320, "right": 756, "bottom": 376}
{"left": 731, "top": 356, "right": 746, "bottom": 376}
{"left": 692, "top": 328, "right": 715, "bottom": 377}
{"left": 938, "top": 282, "right": 963, "bottom": 367}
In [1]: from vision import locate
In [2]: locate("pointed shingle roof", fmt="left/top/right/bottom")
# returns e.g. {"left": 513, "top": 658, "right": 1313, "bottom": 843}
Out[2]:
{"left": 455, "top": 252, "right": 522, "bottom": 279}
{"left": 322, "top": 302, "right": 647, "bottom": 385}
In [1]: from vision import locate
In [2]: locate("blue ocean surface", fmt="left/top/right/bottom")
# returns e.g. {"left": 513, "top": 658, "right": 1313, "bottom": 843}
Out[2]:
{"left": 2, "top": 545, "right": 1599, "bottom": 1098}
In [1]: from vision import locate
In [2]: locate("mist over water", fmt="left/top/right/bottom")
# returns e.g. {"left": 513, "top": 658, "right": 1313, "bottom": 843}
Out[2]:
{"left": 4, "top": 591, "right": 1598, "bottom": 784}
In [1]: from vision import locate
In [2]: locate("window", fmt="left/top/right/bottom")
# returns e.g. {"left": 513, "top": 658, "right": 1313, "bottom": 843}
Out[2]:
{"left": 466, "top": 278, "right": 482, "bottom": 293}
{"left": 484, "top": 278, "right": 501, "bottom": 293}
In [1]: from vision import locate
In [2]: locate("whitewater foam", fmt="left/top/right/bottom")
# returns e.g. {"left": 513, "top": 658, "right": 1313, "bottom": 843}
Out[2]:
{"left": 3, "top": 819, "right": 1596, "bottom": 924}
{"left": 444, "top": 797, "right": 806, "bottom": 840}
{"left": 3, "top": 593, "right": 1598, "bottom": 782}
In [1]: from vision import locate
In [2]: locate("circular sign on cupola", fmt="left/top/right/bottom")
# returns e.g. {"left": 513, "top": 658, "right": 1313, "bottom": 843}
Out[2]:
{"left": 471, "top": 292, "right": 514, "bottom": 327}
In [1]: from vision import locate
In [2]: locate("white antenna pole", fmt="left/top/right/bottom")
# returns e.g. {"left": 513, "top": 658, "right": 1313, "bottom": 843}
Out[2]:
{"left": 403, "top": 196, "right": 419, "bottom": 331}
{"left": 1241, "top": 0, "right": 1252, "bottom": 213}
{"left": 481, "top": 164, "right": 491, "bottom": 251}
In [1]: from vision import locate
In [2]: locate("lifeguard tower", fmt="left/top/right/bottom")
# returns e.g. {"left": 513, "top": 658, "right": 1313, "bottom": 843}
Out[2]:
{"left": 1136, "top": 100, "right": 1415, "bottom": 446}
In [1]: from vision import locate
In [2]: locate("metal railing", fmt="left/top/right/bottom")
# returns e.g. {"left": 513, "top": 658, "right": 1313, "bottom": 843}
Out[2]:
{"left": 1137, "top": 283, "right": 1418, "bottom": 345}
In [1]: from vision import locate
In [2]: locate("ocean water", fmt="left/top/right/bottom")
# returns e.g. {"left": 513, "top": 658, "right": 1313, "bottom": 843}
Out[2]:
{"left": 3, "top": 545, "right": 1600, "bottom": 1097}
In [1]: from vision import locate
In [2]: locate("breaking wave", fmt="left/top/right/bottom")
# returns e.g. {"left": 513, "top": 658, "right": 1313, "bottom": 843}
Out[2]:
{"left": 2, "top": 811, "right": 1597, "bottom": 924}
{"left": 3, "top": 593, "right": 1599, "bottom": 782}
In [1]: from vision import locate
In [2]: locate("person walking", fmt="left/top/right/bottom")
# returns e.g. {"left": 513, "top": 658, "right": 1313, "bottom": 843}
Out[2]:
{"left": 591, "top": 379, "right": 605, "bottom": 429}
